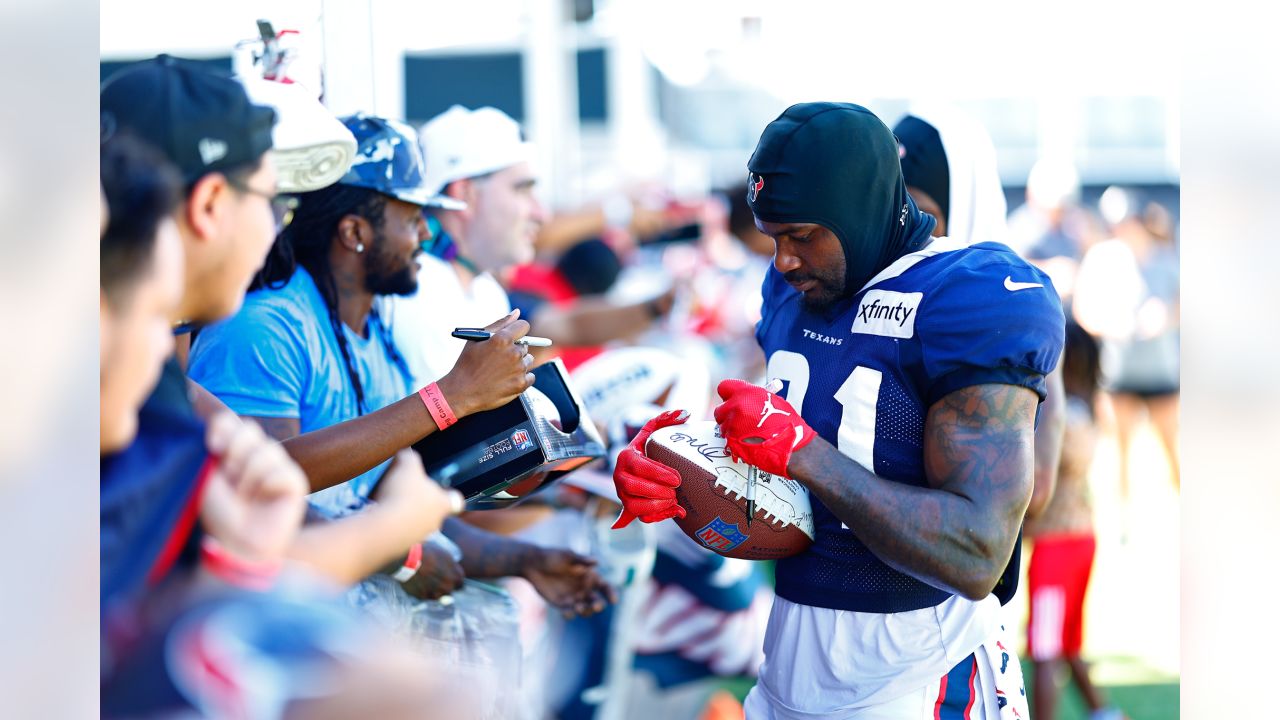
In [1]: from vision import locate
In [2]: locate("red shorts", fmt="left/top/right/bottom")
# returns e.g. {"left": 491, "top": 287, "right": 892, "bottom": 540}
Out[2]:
{"left": 1026, "top": 533, "right": 1096, "bottom": 661}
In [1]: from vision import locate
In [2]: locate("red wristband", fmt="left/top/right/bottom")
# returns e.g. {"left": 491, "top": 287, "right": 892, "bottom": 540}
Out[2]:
{"left": 392, "top": 542, "right": 423, "bottom": 583}
{"left": 418, "top": 382, "right": 458, "bottom": 430}
{"left": 199, "top": 536, "right": 281, "bottom": 592}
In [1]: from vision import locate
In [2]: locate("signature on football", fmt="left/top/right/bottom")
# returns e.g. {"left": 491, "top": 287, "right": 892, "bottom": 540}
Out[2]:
{"left": 666, "top": 432, "right": 732, "bottom": 461}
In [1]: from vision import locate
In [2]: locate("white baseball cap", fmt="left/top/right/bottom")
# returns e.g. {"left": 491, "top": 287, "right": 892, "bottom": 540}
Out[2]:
{"left": 238, "top": 76, "right": 358, "bottom": 194}
{"left": 419, "top": 105, "right": 535, "bottom": 201}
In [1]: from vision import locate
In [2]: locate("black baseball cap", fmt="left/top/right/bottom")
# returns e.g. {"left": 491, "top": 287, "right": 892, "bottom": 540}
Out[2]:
{"left": 101, "top": 55, "right": 276, "bottom": 185}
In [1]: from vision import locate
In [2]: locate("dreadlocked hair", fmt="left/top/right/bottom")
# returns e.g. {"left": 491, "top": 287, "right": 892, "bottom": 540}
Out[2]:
{"left": 252, "top": 183, "right": 393, "bottom": 416}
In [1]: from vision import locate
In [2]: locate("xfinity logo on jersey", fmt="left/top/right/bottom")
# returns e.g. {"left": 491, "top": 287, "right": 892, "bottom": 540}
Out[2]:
{"left": 801, "top": 329, "right": 843, "bottom": 346}
{"left": 852, "top": 290, "right": 923, "bottom": 339}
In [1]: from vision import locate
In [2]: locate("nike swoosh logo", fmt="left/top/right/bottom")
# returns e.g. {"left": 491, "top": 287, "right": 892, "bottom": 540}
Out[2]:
{"left": 1004, "top": 276, "right": 1044, "bottom": 292}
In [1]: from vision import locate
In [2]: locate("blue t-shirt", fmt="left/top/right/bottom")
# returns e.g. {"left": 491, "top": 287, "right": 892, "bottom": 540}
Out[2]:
{"left": 756, "top": 237, "right": 1064, "bottom": 613}
{"left": 188, "top": 267, "right": 414, "bottom": 512}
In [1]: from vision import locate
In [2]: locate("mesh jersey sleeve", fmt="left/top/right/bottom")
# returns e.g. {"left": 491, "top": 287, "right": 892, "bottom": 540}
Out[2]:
{"left": 188, "top": 303, "right": 311, "bottom": 419}
{"left": 755, "top": 266, "right": 786, "bottom": 350}
{"left": 916, "top": 258, "right": 1064, "bottom": 406}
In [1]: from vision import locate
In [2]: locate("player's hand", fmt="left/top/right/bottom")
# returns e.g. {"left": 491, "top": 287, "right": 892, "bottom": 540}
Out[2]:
{"left": 611, "top": 409, "right": 689, "bottom": 529}
{"left": 712, "top": 379, "right": 816, "bottom": 478}
{"left": 200, "top": 412, "right": 308, "bottom": 565}
{"left": 371, "top": 450, "right": 464, "bottom": 542}
{"left": 522, "top": 547, "right": 618, "bottom": 619}
{"left": 396, "top": 540, "right": 467, "bottom": 601}
{"left": 436, "top": 310, "right": 536, "bottom": 418}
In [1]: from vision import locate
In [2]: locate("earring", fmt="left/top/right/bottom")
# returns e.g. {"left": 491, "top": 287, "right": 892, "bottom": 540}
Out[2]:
{"left": 355, "top": 243, "right": 365, "bottom": 253}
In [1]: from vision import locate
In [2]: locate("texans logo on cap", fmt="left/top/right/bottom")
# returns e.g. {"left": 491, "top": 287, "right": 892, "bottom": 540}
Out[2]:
{"left": 747, "top": 172, "right": 764, "bottom": 203}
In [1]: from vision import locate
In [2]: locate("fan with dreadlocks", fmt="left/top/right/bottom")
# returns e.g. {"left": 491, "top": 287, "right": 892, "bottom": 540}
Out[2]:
{"left": 186, "top": 113, "right": 623, "bottom": 644}
{"left": 191, "top": 113, "right": 539, "bottom": 504}
{"left": 253, "top": 180, "right": 412, "bottom": 417}
{"left": 189, "top": 111, "right": 562, "bottom": 593}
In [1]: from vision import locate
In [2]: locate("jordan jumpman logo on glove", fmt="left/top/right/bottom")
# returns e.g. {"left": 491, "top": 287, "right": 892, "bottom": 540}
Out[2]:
{"left": 757, "top": 395, "right": 791, "bottom": 426}
{"left": 712, "top": 379, "right": 816, "bottom": 478}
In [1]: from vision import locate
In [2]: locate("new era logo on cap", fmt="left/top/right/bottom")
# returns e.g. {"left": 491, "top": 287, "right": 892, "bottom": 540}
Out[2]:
{"left": 198, "top": 138, "right": 228, "bottom": 165}
{"left": 100, "top": 55, "right": 276, "bottom": 183}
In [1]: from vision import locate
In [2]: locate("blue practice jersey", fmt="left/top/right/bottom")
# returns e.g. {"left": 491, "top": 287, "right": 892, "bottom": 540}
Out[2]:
{"left": 756, "top": 237, "right": 1064, "bottom": 613}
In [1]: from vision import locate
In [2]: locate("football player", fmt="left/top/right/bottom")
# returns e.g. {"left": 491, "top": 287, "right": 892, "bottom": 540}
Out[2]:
{"left": 613, "top": 102, "right": 1064, "bottom": 718}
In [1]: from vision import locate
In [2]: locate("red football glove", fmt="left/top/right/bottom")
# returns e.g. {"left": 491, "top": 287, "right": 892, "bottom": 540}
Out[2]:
{"left": 611, "top": 409, "right": 690, "bottom": 529}
{"left": 712, "top": 379, "right": 816, "bottom": 478}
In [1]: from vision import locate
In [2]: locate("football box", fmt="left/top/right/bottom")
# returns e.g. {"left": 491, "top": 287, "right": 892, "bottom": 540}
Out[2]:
{"left": 412, "top": 358, "right": 606, "bottom": 510}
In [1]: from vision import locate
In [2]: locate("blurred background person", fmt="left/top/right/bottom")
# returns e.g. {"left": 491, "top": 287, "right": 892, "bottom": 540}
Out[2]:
{"left": 1005, "top": 157, "right": 1104, "bottom": 313}
{"left": 506, "top": 234, "right": 678, "bottom": 372}
{"left": 1073, "top": 186, "right": 1180, "bottom": 528}
{"left": 894, "top": 104, "right": 1009, "bottom": 246}
{"left": 655, "top": 187, "right": 772, "bottom": 385}
{"left": 1025, "top": 322, "right": 1126, "bottom": 720}
{"left": 533, "top": 185, "right": 703, "bottom": 257}
{"left": 393, "top": 104, "right": 677, "bottom": 386}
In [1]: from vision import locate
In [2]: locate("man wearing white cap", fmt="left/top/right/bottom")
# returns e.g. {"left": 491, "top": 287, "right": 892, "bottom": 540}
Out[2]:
{"left": 391, "top": 105, "right": 680, "bottom": 389}
{"left": 390, "top": 105, "right": 545, "bottom": 386}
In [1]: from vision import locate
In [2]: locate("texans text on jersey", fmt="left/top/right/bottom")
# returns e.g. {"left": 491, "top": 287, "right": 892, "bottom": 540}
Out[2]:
{"left": 801, "top": 329, "right": 843, "bottom": 346}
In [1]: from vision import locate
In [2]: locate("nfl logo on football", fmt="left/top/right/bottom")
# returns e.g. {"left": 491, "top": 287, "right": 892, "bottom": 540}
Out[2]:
{"left": 696, "top": 517, "right": 749, "bottom": 552}
{"left": 510, "top": 429, "right": 535, "bottom": 451}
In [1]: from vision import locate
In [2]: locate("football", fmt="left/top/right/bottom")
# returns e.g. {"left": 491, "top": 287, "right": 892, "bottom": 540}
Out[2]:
{"left": 645, "top": 421, "right": 814, "bottom": 560}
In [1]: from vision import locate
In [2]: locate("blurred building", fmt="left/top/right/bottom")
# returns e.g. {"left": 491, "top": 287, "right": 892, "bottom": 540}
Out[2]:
{"left": 102, "top": 0, "right": 1179, "bottom": 211}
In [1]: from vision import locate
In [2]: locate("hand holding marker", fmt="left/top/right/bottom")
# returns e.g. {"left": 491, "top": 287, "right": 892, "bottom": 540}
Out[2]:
{"left": 452, "top": 327, "right": 553, "bottom": 347}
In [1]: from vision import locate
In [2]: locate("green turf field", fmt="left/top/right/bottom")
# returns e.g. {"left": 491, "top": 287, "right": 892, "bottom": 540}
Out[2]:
{"left": 1022, "top": 657, "right": 1179, "bottom": 720}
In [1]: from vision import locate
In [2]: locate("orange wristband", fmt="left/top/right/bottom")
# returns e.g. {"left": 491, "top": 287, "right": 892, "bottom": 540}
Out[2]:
{"left": 418, "top": 382, "right": 458, "bottom": 430}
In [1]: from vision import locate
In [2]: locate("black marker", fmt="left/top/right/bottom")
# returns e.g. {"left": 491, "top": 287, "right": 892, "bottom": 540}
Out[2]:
{"left": 451, "top": 327, "right": 553, "bottom": 347}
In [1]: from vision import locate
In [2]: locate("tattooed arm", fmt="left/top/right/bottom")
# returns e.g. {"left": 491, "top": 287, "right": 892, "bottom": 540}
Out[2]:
{"left": 788, "top": 383, "right": 1037, "bottom": 600}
